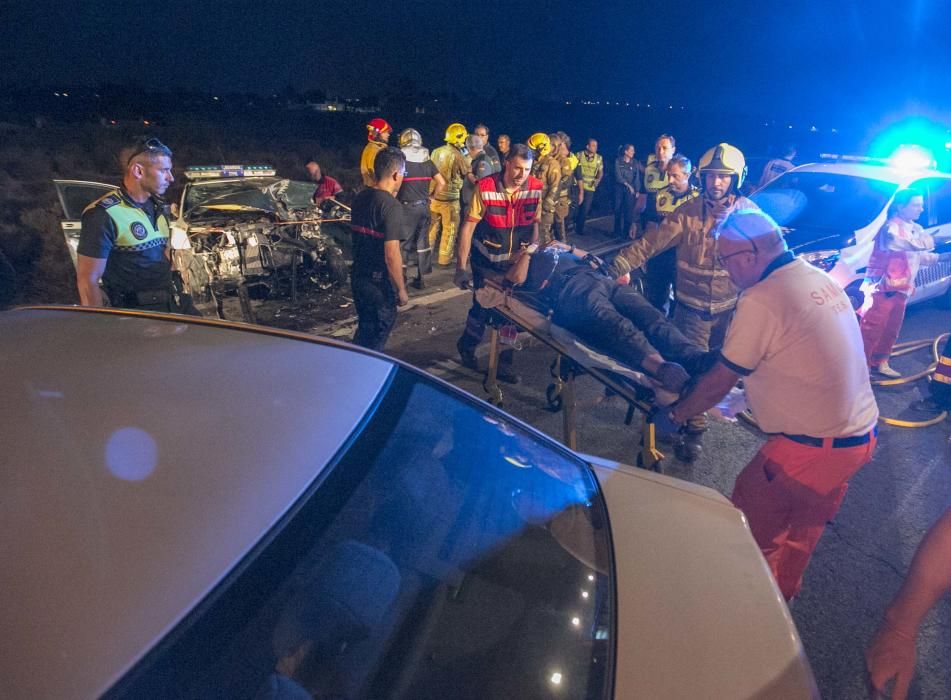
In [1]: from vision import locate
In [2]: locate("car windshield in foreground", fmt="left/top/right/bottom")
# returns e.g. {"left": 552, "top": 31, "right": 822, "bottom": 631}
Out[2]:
{"left": 184, "top": 178, "right": 317, "bottom": 219}
{"left": 753, "top": 171, "right": 897, "bottom": 232}
{"left": 109, "top": 368, "right": 614, "bottom": 700}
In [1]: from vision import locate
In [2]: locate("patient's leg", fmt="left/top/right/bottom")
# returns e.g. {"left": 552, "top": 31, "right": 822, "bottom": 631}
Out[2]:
{"left": 553, "top": 275, "right": 658, "bottom": 371}
{"left": 608, "top": 284, "right": 709, "bottom": 374}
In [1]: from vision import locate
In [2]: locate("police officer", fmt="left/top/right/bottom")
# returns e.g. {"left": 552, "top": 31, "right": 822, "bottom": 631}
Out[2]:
{"left": 575, "top": 138, "right": 603, "bottom": 236}
{"left": 77, "top": 137, "right": 195, "bottom": 314}
{"left": 528, "top": 132, "right": 561, "bottom": 246}
{"left": 641, "top": 134, "right": 677, "bottom": 310}
{"left": 455, "top": 144, "right": 543, "bottom": 384}
{"left": 361, "top": 118, "right": 393, "bottom": 188}
{"left": 428, "top": 123, "right": 472, "bottom": 266}
{"left": 645, "top": 154, "right": 699, "bottom": 313}
{"left": 397, "top": 129, "right": 446, "bottom": 289}
{"left": 350, "top": 147, "right": 408, "bottom": 351}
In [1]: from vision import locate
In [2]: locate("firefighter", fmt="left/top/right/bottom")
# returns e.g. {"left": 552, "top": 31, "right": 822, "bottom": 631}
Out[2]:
{"left": 611, "top": 143, "right": 757, "bottom": 462}
{"left": 575, "top": 138, "right": 603, "bottom": 236}
{"left": 455, "top": 144, "right": 543, "bottom": 384}
{"left": 361, "top": 118, "right": 392, "bottom": 188}
{"left": 528, "top": 132, "right": 561, "bottom": 246}
{"left": 559, "top": 131, "right": 579, "bottom": 236}
{"left": 397, "top": 128, "right": 447, "bottom": 288}
{"left": 645, "top": 153, "right": 700, "bottom": 313}
{"left": 428, "top": 122, "right": 472, "bottom": 266}
{"left": 551, "top": 132, "right": 573, "bottom": 242}
{"left": 641, "top": 134, "right": 677, "bottom": 311}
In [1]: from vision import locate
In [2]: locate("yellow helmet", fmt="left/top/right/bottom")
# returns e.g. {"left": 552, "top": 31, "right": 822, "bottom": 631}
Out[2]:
{"left": 445, "top": 123, "right": 468, "bottom": 147}
{"left": 527, "top": 132, "right": 551, "bottom": 158}
{"left": 698, "top": 143, "right": 747, "bottom": 189}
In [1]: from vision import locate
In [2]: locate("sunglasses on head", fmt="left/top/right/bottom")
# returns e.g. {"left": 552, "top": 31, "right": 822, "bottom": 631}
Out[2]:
{"left": 127, "top": 137, "right": 171, "bottom": 165}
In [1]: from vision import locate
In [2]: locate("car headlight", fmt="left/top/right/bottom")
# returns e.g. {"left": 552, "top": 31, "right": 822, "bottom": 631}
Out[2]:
{"left": 801, "top": 249, "right": 840, "bottom": 272}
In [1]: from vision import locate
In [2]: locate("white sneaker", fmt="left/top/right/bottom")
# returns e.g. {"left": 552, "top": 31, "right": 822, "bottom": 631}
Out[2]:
{"left": 875, "top": 362, "right": 901, "bottom": 379}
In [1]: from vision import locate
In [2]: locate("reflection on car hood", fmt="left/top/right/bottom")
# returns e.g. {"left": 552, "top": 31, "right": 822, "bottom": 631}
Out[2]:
{"left": 587, "top": 457, "right": 818, "bottom": 699}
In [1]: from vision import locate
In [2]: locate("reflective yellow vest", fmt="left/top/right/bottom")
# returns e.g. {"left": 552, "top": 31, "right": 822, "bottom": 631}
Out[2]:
{"left": 576, "top": 151, "right": 602, "bottom": 192}
{"left": 84, "top": 190, "right": 170, "bottom": 251}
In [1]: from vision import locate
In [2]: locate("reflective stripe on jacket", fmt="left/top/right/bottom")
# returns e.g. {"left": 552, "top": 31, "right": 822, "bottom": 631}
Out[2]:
{"left": 576, "top": 152, "right": 602, "bottom": 192}
{"left": 473, "top": 173, "right": 542, "bottom": 266}
{"left": 532, "top": 155, "right": 561, "bottom": 213}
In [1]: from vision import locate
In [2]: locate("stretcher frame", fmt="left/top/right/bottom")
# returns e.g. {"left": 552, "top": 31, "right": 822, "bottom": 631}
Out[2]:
{"left": 479, "top": 277, "right": 666, "bottom": 472}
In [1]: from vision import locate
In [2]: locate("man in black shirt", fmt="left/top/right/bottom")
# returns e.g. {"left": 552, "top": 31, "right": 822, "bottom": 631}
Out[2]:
{"left": 77, "top": 137, "right": 193, "bottom": 312}
{"left": 350, "top": 147, "right": 408, "bottom": 351}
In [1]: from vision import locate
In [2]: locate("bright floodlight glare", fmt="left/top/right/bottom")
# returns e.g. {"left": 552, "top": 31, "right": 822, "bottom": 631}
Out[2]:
{"left": 889, "top": 145, "right": 934, "bottom": 171}
{"left": 550, "top": 672, "right": 563, "bottom": 685}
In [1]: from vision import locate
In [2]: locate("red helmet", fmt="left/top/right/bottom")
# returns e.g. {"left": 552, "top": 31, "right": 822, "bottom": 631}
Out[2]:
{"left": 367, "top": 118, "right": 392, "bottom": 141}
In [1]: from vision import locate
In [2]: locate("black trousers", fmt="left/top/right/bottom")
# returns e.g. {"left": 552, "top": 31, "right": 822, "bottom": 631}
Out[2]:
{"left": 457, "top": 262, "right": 515, "bottom": 367}
{"left": 352, "top": 274, "right": 398, "bottom": 351}
{"left": 575, "top": 191, "right": 595, "bottom": 236}
{"left": 614, "top": 187, "right": 636, "bottom": 237}
{"left": 400, "top": 201, "right": 432, "bottom": 278}
{"left": 552, "top": 269, "right": 706, "bottom": 374}
{"left": 644, "top": 247, "right": 677, "bottom": 314}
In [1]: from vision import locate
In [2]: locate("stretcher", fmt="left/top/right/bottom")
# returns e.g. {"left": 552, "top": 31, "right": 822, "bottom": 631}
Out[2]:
{"left": 475, "top": 275, "right": 675, "bottom": 472}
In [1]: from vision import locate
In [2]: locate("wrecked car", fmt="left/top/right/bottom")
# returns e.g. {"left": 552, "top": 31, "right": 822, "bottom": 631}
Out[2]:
{"left": 54, "top": 165, "right": 350, "bottom": 320}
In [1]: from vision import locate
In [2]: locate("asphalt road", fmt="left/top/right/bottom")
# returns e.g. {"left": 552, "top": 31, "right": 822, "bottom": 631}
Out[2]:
{"left": 295, "top": 217, "right": 951, "bottom": 699}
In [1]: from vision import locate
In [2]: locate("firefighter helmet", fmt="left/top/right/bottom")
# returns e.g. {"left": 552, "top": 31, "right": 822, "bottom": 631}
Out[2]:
{"left": 527, "top": 132, "right": 552, "bottom": 158}
{"left": 367, "top": 118, "right": 392, "bottom": 142}
{"left": 399, "top": 128, "right": 422, "bottom": 148}
{"left": 444, "top": 123, "right": 468, "bottom": 147}
{"left": 698, "top": 143, "right": 747, "bottom": 189}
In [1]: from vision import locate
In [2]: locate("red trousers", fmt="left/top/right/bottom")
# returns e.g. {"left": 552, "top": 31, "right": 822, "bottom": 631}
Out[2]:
{"left": 860, "top": 291, "right": 907, "bottom": 366}
{"left": 731, "top": 433, "right": 876, "bottom": 600}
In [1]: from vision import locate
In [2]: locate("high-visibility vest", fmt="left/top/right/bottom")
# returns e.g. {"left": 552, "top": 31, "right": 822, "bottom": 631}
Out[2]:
{"left": 655, "top": 184, "right": 699, "bottom": 217}
{"left": 472, "top": 172, "right": 543, "bottom": 267}
{"left": 576, "top": 151, "right": 602, "bottom": 191}
{"left": 84, "top": 190, "right": 170, "bottom": 251}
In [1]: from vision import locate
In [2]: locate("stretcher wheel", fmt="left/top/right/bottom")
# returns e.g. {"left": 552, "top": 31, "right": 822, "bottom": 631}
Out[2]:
{"left": 546, "top": 383, "right": 563, "bottom": 411}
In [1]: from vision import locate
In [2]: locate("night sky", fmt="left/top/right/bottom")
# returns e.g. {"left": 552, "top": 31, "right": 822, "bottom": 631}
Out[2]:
{"left": 2, "top": 0, "right": 950, "bottom": 124}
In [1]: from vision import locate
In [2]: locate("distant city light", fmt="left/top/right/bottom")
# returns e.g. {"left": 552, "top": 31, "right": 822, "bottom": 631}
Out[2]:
{"left": 213, "top": 96, "right": 219, "bottom": 101}
{"left": 550, "top": 672, "right": 563, "bottom": 686}
{"left": 571, "top": 616, "right": 581, "bottom": 627}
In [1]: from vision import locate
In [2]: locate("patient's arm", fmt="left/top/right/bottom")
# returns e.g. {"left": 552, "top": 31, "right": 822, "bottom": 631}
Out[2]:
{"left": 504, "top": 249, "right": 533, "bottom": 285}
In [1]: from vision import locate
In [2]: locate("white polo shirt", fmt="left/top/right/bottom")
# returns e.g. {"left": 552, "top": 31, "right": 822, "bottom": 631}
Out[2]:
{"left": 721, "top": 256, "right": 879, "bottom": 437}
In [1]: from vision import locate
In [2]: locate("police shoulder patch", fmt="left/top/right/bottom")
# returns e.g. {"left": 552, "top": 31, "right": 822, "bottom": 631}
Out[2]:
{"left": 98, "top": 194, "right": 121, "bottom": 208}
{"left": 130, "top": 221, "right": 149, "bottom": 241}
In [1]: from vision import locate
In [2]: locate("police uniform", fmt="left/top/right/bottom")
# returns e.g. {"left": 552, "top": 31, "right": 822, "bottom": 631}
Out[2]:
{"left": 428, "top": 144, "right": 471, "bottom": 266}
{"left": 78, "top": 188, "right": 184, "bottom": 312}
{"left": 349, "top": 187, "right": 404, "bottom": 350}
{"left": 457, "top": 172, "right": 543, "bottom": 374}
{"left": 532, "top": 154, "right": 561, "bottom": 246}
{"left": 613, "top": 156, "right": 640, "bottom": 238}
{"left": 574, "top": 151, "right": 603, "bottom": 236}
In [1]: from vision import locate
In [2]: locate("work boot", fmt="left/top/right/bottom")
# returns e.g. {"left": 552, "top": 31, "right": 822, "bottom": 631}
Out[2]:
{"left": 910, "top": 397, "right": 944, "bottom": 413}
{"left": 497, "top": 349, "right": 521, "bottom": 385}
{"left": 457, "top": 341, "right": 478, "bottom": 371}
{"left": 411, "top": 277, "right": 425, "bottom": 290}
{"left": 874, "top": 361, "right": 901, "bottom": 379}
{"left": 674, "top": 431, "right": 704, "bottom": 463}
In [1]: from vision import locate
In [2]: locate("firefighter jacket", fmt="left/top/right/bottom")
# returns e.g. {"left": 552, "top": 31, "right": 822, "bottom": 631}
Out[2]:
{"left": 655, "top": 184, "right": 699, "bottom": 218}
{"left": 361, "top": 141, "right": 386, "bottom": 187}
{"left": 555, "top": 154, "right": 573, "bottom": 204}
{"left": 576, "top": 151, "right": 603, "bottom": 192}
{"left": 532, "top": 154, "right": 561, "bottom": 213}
{"left": 471, "top": 172, "right": 543, "bottom": 268}
{"left": 614, "top": 194, "right": 758, "bottom": 315}
{"left": 431, "top": 144, "right": 471, "bottom": 202}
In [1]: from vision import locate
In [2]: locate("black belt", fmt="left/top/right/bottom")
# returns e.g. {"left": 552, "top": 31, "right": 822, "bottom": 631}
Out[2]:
{"left": 780, "top": 426, "right": 877, "bottom": 448}
{"left": 400, "top": 199, "right": 428, "bottom": 207}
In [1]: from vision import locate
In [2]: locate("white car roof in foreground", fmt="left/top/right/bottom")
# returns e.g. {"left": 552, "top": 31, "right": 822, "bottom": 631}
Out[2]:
{"left": 0, "top": 308, "right": 394, "bottom": 699}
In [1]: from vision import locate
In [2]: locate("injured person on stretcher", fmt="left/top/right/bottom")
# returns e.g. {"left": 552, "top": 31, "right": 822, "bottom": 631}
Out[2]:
{"left": 504, "top": 241, "right": 716, "bottom": 393}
